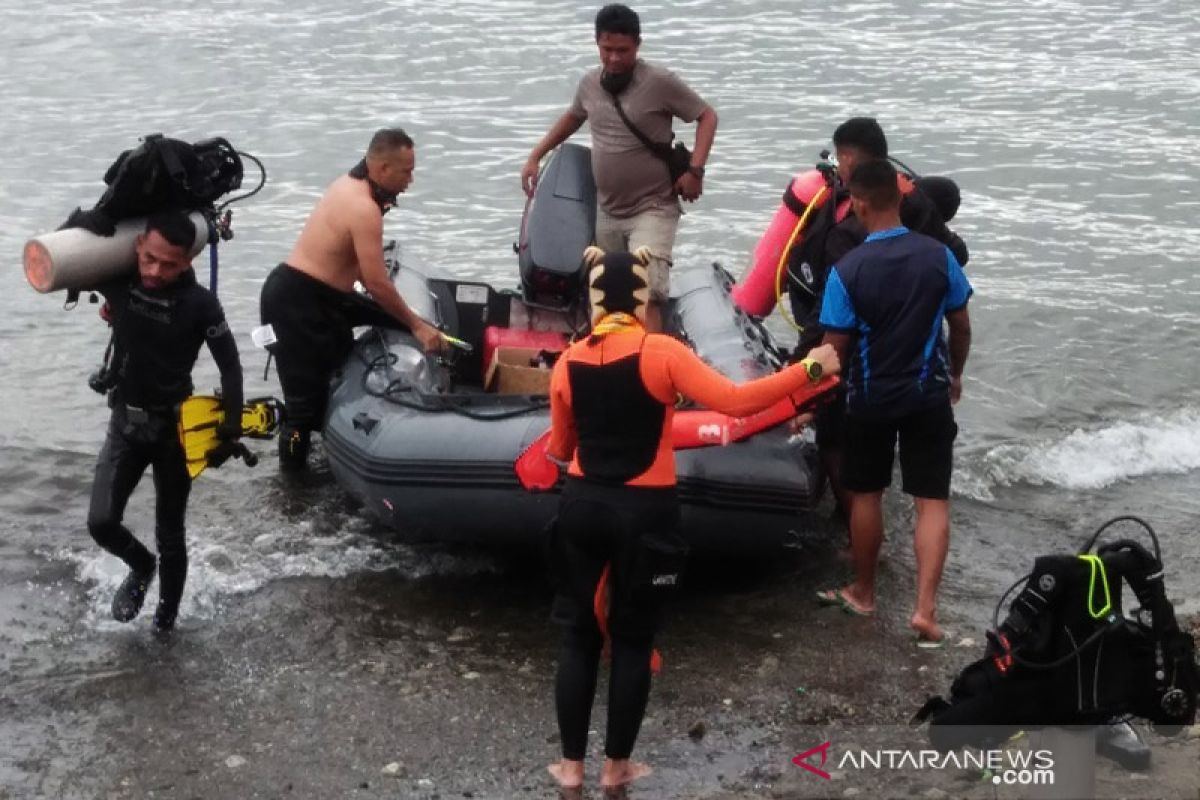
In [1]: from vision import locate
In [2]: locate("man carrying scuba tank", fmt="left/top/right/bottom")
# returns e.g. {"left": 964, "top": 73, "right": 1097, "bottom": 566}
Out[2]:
{"left": 738, "top": 117, "right": 971, "bottom": 518}
{"left": 87, "top": 211, "right": 244, "bottom": 633}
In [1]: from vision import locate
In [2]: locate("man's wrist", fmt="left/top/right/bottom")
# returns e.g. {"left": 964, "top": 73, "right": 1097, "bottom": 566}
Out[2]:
{"left": 798, "top": 357, "right": 823, "bottom": 383}
{"left": 687, "top": 164, "right": 705, "bottom": 179}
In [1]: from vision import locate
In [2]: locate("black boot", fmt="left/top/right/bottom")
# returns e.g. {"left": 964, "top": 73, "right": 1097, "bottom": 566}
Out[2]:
{"left": 152, "top": 547, "right": 187, "bottom": 634}
{"left": 152, "top": 601, "right": 177, "bottom": 633}
{"left": 1096, "top": 720, "right": 1151, "bottom": 771}
{"left": 111, "top": 565, "right": 156, "bottom": 622}
{"left": 278, "top": 424, "right": 310, "bottom": 472}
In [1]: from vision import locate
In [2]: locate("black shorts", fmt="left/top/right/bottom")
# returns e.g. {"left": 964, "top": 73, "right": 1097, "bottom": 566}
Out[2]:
{"left": 841, "top": 403, "right": 958, "bottom": 499}
{"left": 814, "top": 388, "right": 846, "bottom": 449}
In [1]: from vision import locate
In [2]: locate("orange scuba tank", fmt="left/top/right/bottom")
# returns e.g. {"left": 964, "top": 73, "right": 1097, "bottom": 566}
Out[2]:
{"left": 732, "top": 170, "right": 848, "bottom": 318}
{"left": 733, "top": 169, "right": 928, "bottom": 320}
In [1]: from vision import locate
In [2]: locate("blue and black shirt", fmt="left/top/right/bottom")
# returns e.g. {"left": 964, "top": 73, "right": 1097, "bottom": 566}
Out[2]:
{"left": 819, "top": 226, "right": 972, "bottom": 417}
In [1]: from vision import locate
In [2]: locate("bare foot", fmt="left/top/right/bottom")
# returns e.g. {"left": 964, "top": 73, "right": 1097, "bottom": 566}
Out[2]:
{"left": 910, "top": 612, "right": 943, "bottom": 643}
{"left": 600, "top": 758, "right": 653, "bottom": 788}
{"left": 548, "top": 759, "right": 585, "bottom": 789}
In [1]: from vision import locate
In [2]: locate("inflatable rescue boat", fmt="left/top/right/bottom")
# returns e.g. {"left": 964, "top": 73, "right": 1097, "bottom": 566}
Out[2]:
{"left": 323, "top": 144, "right": 830, "bottom": 554}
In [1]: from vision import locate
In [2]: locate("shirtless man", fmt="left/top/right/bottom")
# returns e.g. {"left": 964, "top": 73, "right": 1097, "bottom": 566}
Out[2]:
{"left": 260, "top": 127, "right": 444, "bottom": 470}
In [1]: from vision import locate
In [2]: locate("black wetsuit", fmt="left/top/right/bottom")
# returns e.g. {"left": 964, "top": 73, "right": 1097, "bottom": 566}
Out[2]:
{"left": 548, "top": 329, "right": 694, "bottom": 762}
{"left": 89, "top": 270, "right": 242, "bottom": 627}
{"left": 258, "top": 265, "right": 397, "bottom": 433}
{"left": 550, "top": 480, "right": 681, "bottom": 760}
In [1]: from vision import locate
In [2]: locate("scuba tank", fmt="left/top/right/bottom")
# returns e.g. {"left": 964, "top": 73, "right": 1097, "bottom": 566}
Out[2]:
{"left": 732, "top": 152, "right": 963, "bottom": 322}
{"left": 915, "top": 517, "right": 1198, "bottom": 750}
{"left": 731, "top": 160, "right": 843, "bottom": 319}
{"left": 24, "top": 212, "right": 209, "bottom": 293}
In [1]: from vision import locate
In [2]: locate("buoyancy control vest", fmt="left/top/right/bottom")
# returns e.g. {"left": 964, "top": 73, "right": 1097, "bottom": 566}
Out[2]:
{"left": 63, "top": 134, "right": 244, "bottom": 235}
{"left": 915, "top": 520, "right": 1197, "bottom": 751}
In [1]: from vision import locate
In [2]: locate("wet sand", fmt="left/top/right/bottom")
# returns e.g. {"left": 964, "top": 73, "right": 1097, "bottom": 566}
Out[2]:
{"left": 2, "top": 502, "right": 1196, "bottom": 800}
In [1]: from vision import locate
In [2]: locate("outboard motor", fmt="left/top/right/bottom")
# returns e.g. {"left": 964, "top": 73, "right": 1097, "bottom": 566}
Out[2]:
{"left": 915, "top": 517, "right": 1197, "bottom": 750}
{"left": 517, "top": 142, "right": 596, "bottom": 309}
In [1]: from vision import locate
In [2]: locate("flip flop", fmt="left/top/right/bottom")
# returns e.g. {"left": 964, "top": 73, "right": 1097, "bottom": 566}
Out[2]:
{"left": 915, "top": 633, "right": 950, "bottom": 650}
{"left": 815, "top": 588, "right": 873, "bottom": 617}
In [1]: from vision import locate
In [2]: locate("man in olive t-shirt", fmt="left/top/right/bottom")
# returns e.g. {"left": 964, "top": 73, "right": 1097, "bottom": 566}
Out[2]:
{"left": 521, "top": 3, "right": 719, "bottom": 331}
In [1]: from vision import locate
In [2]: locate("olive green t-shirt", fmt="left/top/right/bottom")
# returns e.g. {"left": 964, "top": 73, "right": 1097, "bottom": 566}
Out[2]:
{"left": 569, "top": 60, "right": 709, "bottom": 218}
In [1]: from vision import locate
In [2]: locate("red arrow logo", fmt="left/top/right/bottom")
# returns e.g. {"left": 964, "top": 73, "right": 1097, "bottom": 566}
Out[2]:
{"left": 792, "top": 741, "right": 833, "bottom": 780}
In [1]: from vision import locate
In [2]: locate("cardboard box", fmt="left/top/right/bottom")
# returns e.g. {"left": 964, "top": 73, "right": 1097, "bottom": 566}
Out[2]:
{"left": 485, "top": 346, "right": 554, "bottom": 395}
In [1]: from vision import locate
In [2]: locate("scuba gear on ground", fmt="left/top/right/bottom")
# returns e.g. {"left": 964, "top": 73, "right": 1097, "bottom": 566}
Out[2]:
{"left": 516, "top": 143, "right": 597, "bottom": 310}
{"left": 349, "top": 159, "right": 399, "bottom": 214}
{"left": 24, "top": 212, "right": 209, "bottom": 294}
{"left": 914, "top": 516, "right": 1197, "bottom": 750}
{"left": 585, "top": 246, "right": 653, "bottom": 327}
{"left": 177, "top": 395, "right": 281, "bottom": 479}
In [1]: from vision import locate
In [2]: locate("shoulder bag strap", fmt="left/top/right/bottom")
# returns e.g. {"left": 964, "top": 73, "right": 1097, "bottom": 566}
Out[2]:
{"left": 609, "top": 94, "right": 671, "bottom": 163}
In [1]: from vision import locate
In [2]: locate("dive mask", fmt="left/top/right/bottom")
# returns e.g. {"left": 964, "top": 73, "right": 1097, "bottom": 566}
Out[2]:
{"left": 349, "top": 158, "right": 399, "bottom": 214}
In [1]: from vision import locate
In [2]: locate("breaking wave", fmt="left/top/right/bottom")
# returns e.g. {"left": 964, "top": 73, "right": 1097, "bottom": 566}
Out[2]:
{"left": 958, "top": 407, "right": 1200, "bottom": 500}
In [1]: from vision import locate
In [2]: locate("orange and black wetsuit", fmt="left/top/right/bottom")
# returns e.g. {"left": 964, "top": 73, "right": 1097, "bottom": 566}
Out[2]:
{"left": 546, "top": 317, "right": 820, "bottom": 762}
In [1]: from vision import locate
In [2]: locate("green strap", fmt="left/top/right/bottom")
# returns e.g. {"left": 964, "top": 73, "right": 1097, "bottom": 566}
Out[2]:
{"left": 1078, "top": 554, "right": 1112, "bottom": 619}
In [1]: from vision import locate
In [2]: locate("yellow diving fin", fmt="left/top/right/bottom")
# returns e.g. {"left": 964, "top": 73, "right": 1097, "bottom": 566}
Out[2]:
{"left": 177, "top": 395, "right": 282, "bottom": 479}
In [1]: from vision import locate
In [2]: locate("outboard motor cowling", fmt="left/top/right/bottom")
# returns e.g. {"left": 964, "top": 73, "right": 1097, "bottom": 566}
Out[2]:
{"left": 517, "top": 143, "right": 596, "bottom": 309}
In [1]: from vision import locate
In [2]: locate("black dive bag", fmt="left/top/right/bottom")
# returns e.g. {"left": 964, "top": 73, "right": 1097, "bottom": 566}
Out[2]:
{"left": 63, "top": 134, "right": 243, "bottom": 235}
{"left": 915, "top": 519, "right": 1197, "bottom": 750}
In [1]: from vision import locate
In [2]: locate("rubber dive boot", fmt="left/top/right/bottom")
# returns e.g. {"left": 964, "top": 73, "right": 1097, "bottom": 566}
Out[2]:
{"left": 152, "top": 602, "right": 177, "bottom": 633}
{"left": 1095, "top": 720, "right": 1151, "bottom": 771}
{"left": 111, "top": 566, "right": 156, "bottom": 622}
{"left": 278, "top": 424, "right": 310, "bottom": 472}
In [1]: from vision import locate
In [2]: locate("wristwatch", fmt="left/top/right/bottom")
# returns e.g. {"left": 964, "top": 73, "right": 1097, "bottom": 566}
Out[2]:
{"left": 798, "top": 357, "right": 823, "bottom": 383}
{"left": 687, "top": 165, "right": 705, "bottom": 179}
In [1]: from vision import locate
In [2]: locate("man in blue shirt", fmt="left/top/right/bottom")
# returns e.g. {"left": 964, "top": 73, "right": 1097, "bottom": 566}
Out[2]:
{"left": 815, "top": 159, "right": 972, "bottom": 647}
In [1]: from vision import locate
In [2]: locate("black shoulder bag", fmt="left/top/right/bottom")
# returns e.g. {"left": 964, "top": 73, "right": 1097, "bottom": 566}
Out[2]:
{"left": 609, "top": 94, "right": 692, "bottom": 184}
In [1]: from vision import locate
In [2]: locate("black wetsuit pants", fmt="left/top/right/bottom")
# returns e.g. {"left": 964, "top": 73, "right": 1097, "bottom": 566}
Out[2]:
{"left": 87, "top": 404, "right": 191, "bottom": 625}
{"left": 260, "top": 263, "right": 400, "bottom": 433}
{"left": 549, "top": 479, "right": 685, "bottom": 761}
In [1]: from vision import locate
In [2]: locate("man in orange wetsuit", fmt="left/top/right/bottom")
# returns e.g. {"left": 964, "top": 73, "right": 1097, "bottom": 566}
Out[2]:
{"left": 542, "top": 245, "right": 840, "bottom": 791}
